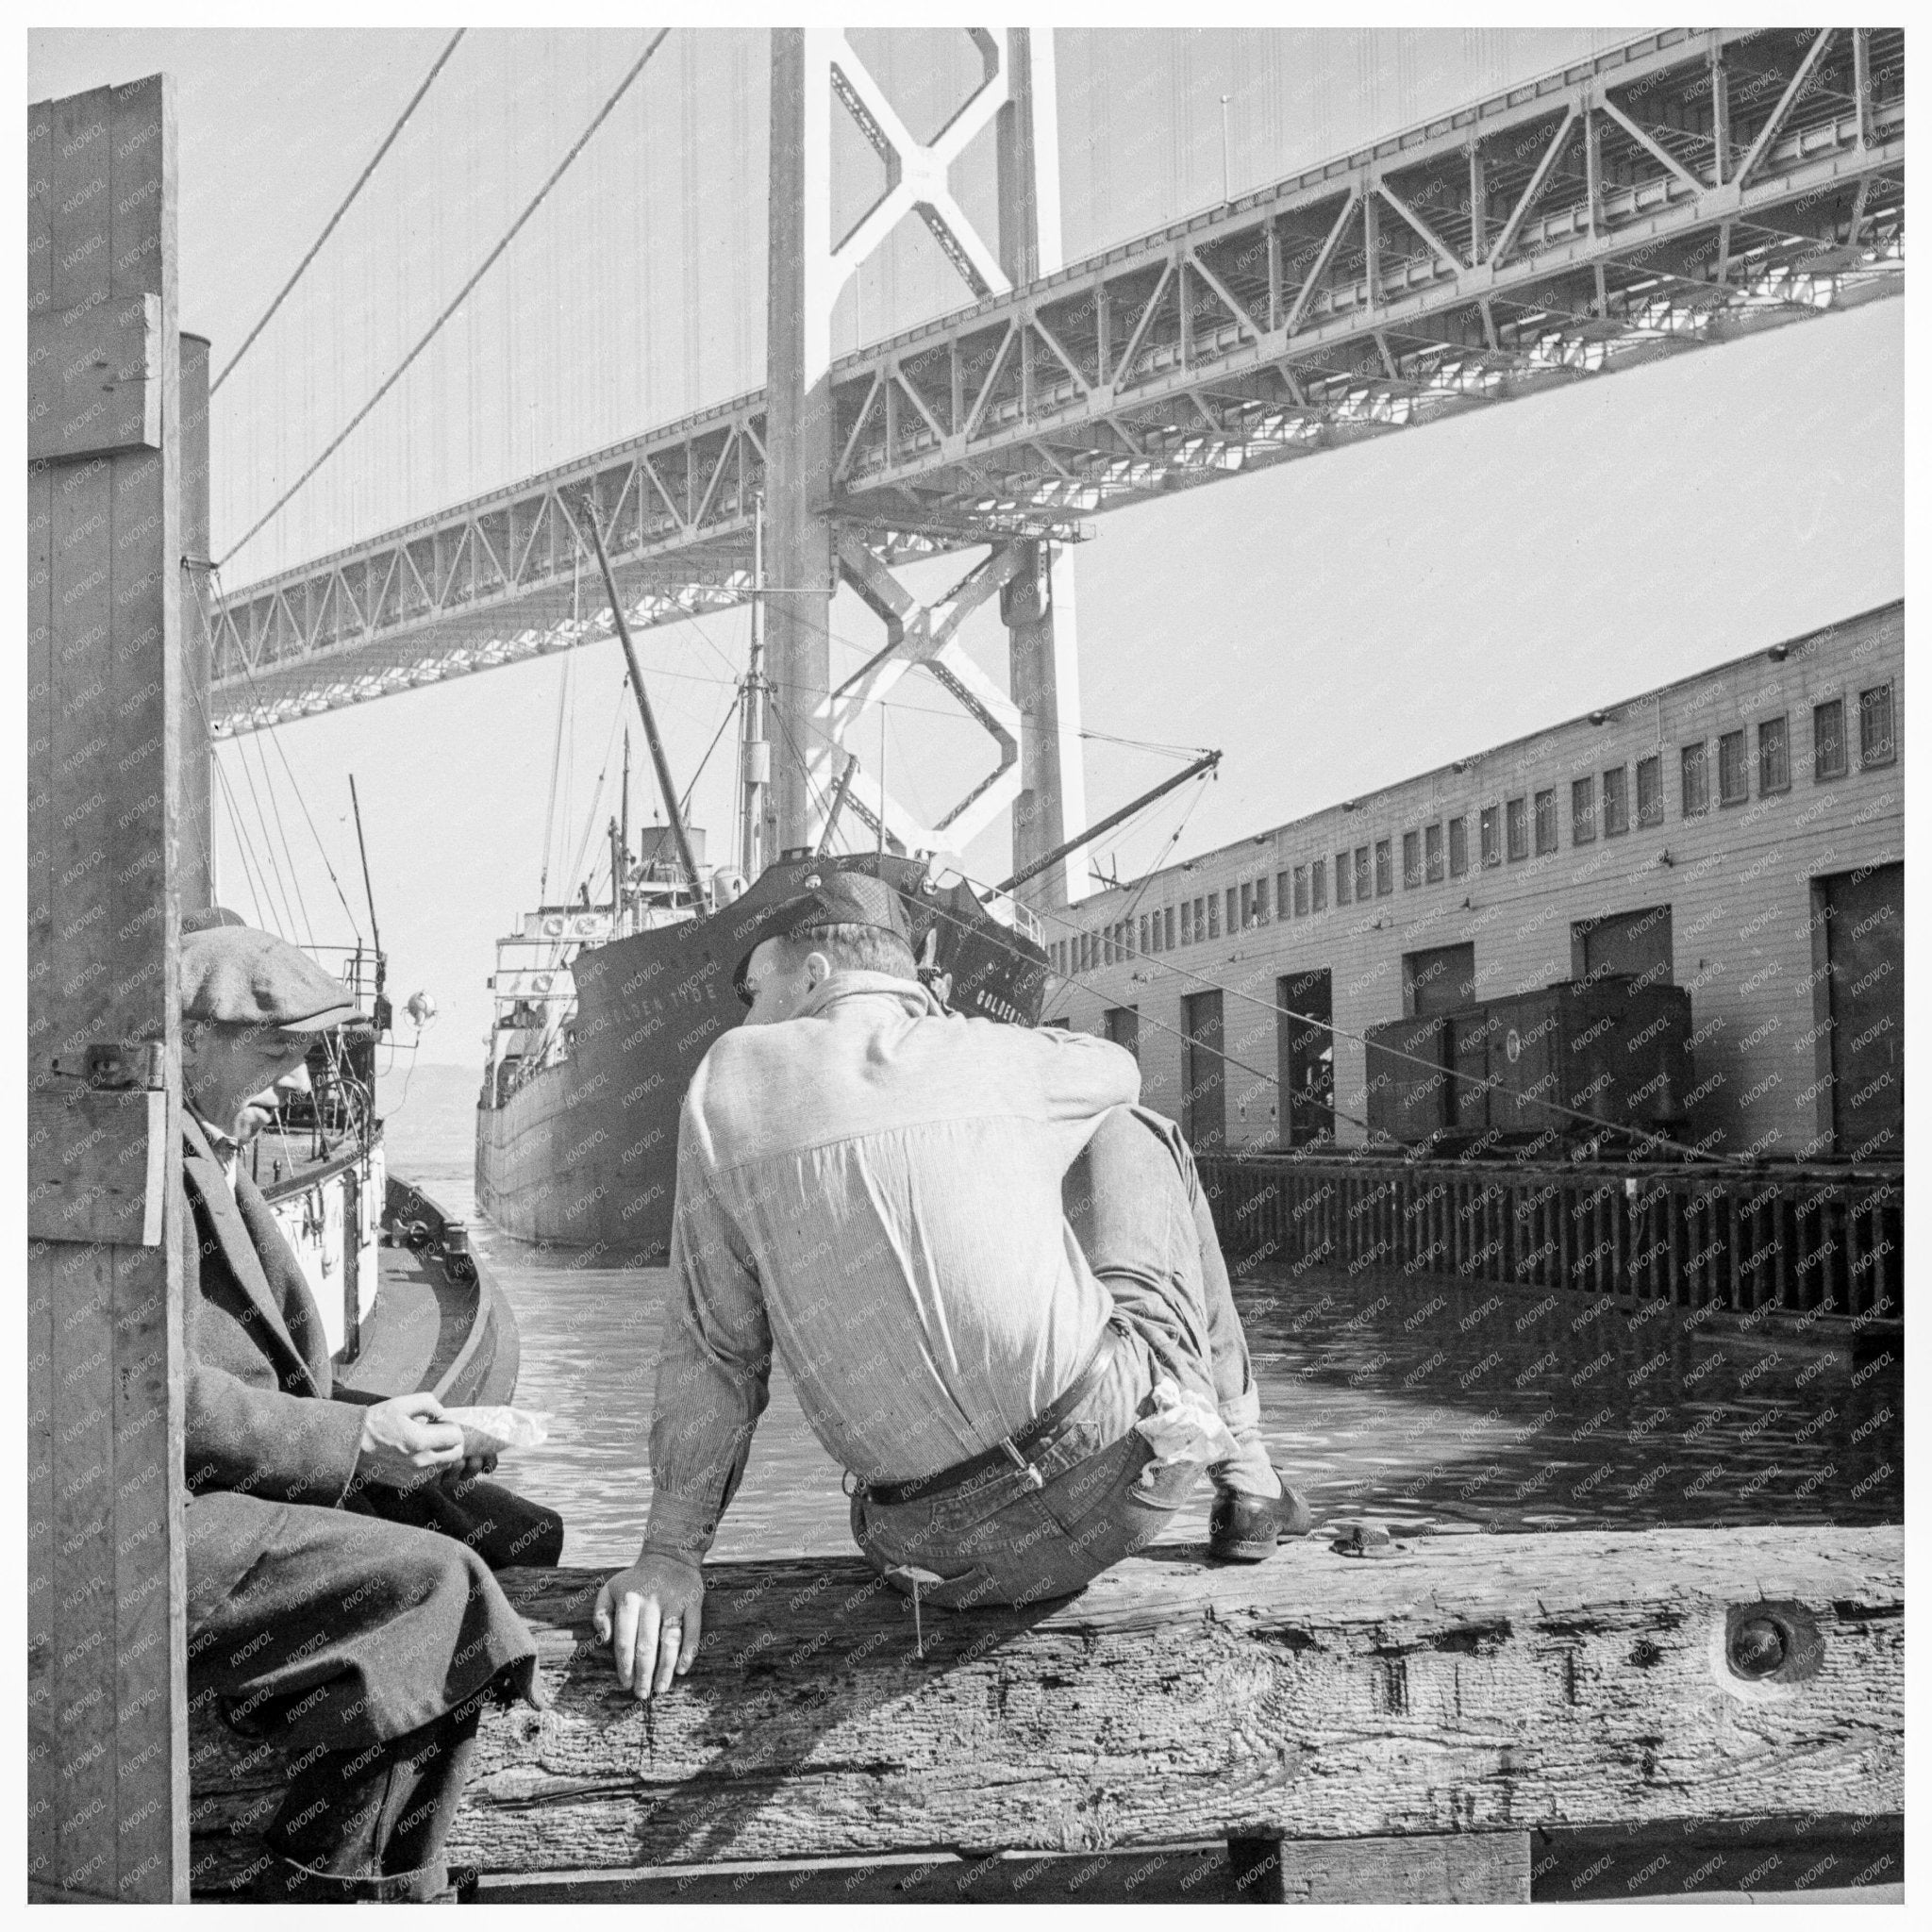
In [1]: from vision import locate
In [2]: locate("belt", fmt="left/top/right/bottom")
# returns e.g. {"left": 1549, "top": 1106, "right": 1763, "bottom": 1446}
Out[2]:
{"left": 856, "top": 1317, "right": 1127, "bottom": 1509}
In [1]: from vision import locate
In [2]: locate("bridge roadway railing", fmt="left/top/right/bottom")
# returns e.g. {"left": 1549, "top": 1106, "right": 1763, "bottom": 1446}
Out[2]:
{"left": 1195, "top": 1150, "right": 1901, "bottom": 1332}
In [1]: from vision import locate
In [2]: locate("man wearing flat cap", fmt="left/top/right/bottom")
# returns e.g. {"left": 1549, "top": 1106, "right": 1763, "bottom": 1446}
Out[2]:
{"left": 597, "top": 870, "right": 1307, "bottom": 1700}
{"left": 177, "top": 914, "right": 562, "bottom": 1902}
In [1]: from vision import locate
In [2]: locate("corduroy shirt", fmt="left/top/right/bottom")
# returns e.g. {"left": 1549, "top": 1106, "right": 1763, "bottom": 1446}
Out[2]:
{"left": 641, "top": 970, "right": 1141, "bottom": 1561}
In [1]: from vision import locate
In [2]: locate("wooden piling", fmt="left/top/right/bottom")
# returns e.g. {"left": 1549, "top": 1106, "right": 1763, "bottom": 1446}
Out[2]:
{"left": 28, "top": 74, "right": 188, "bottom": 1902}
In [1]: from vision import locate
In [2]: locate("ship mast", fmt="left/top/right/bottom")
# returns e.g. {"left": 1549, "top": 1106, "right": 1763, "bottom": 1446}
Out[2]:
{"left": 740, "top": 493, "right": 770, "bottom": 881}
{"left": 580, "top": 498, "right": 706, "bottom": 908}
{"left": 619, "top": 726, "right": 630, "bottom": 925}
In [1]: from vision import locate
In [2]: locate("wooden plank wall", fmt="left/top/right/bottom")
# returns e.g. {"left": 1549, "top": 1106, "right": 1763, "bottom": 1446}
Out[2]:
{"left": 27, "top": 75, "right": 188, "bottom": 1902}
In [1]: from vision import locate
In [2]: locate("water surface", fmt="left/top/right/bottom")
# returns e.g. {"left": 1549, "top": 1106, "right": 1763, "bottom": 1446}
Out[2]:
{"left": 380, "top": 1063, "right": 1901, "bottom": 1565}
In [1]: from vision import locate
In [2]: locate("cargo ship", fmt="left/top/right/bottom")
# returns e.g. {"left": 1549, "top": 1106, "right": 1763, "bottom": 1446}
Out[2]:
{"left": 475, "top": 841, "right": 1052, "bottom": 1261}
{"left": 473, "top": 503, "right": 1075, "bottom": 1261}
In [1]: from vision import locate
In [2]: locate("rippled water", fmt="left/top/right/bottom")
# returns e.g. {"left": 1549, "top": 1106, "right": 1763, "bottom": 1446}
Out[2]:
{"left": 379, "top": 1064, "right": 1903, "bottom": 1566}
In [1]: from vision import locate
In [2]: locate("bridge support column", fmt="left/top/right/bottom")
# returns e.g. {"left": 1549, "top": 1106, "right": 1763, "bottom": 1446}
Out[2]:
{"left": 764, "top": 28, "right": 839, "bottom": 858}
{"left": 997, "top": 29, "right": 1086, "bottom": 915}
{"left": 1003, "top": 542, "right": 1086, "bottom": 915}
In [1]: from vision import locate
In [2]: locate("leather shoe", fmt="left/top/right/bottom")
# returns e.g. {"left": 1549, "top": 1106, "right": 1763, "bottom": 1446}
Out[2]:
{"left": 1208, "top": 1472, "right": 1313, "bottom": 1561}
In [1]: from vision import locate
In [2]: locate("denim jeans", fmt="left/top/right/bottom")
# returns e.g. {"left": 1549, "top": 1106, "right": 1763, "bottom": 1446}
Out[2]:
{"left": 851, "top": 1105, "right": 1273, "bottom": 1608}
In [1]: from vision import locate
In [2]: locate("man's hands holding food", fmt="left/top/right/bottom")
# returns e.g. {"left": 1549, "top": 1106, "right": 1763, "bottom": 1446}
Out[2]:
{"left": 594, "top": 1552, "right": 705, "bottom": 1699}
{"left": 354, "top": 1391, "right": 500, "bottom": 1491}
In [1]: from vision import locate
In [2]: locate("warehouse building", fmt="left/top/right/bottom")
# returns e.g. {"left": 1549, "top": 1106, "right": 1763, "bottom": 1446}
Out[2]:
{"left": 1043, "top": 601, "right": 1903, "bottom": 1165}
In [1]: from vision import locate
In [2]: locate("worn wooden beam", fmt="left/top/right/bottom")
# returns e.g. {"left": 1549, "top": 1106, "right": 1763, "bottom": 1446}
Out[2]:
{"left": 27, "top": 73, "right": 188, "bottom": 1903}
{"left": 187, "top": 1524, "right": 1901, "bottom": 1894}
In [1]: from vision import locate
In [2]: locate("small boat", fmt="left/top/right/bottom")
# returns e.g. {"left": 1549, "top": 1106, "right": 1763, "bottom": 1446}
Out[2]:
{"left": 242, "top": 940, "right": 520, "bottom": 1405}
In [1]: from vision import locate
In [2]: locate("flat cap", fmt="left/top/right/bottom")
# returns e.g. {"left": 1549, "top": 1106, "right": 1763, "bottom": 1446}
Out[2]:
{"left": 181, "top": 922, "right": 369, "bottom": 1033}
{"left": 732, "top": 871, "right": 912, "bottom": 1002}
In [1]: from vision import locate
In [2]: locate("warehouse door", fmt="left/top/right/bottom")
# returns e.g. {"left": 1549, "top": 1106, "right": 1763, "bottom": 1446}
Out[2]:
{"left": 1181, "top": 990, "right": 1225, "bottom": 1154}
{"left": 1819, "top": 864, "right": 1903, "bottom": 1158}
{"left": 1276, "top": 970, "right": 1334, "bottom": 1148}
{"left": 1573, "top": 905, "right": 1674, "bottom": 988}
{"left": 1102, "top": 1006, "right": 1140, "bottom": 1058}
{"left": 1404, "top": 942, "right": 1476, "bottom": 1017}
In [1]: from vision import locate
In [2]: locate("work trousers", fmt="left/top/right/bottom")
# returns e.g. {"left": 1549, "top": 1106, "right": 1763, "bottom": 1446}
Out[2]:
{"left": 851, "top": 1105, "right": 1274, "bottom": 1608}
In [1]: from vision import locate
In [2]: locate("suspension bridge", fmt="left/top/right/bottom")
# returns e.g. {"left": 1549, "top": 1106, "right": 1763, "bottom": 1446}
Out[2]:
{"left": 207, "top": 26, "right": 1905, "bottom": 899}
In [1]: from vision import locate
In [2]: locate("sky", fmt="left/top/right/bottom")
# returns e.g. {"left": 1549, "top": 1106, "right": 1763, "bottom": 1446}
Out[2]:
{"left": 25, "top": 27, "right": 1905, "bottom": 1065}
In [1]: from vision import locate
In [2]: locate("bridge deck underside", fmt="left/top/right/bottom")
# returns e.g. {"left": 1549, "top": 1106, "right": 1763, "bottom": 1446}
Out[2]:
{"left": 213, "top": 27, "right": 1904, "bottom": 734}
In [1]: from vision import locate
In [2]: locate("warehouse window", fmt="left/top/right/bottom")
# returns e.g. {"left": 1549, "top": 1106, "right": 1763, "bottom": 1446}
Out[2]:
{"left": 1859, "top": 683, "right": 1895, "bottom": 767}
{"left": 1603, "top": 765, "right": 1629, "bottom": 837}
{"left": 1253, "top": 877, "right": 1270, "bottom": 924}
{"left": 1208, "top": 893, "right": 1221, "bottom": 940}
{"left": 1448, "top": 815, "right": 1469, "bottom": 877}
{"left": 1277, "top": 870, "right": 1291, "bottom": 919}
{"left": 1226, "top": 887, "right": 1239, "bottom": 933}
{"left": 1138, "top": 914, "right": 1149, "bottom": 955}
{"left": 1402, "top": 829, "right": 1421, "bottom": 890}
{"left": 1636, "top": 754, "right": 1662, "bottom": 827}
{"left": 1374, "top": 840, "right": 1391, "bottom": 896}
{"left": 1335, "top": 850, "right": 1352, "bottom": 905}
{"left": 1355, "top": 846, "right": 1374, "bottom": 902}
{"left": 1292, "top": 864, "right": 1308, "bottom": 916}
{"left": 1506, "top": 796, "right": 1528, "bottom": 862}
{"left": 1180, "top": 900, "right": 1192, "bottom": 945}
{"left": 1310, "top": 857, "right": 1327, "bottom": 911}
{"left": 1813, "top": 699, "right": 1846, "bottom": 782}
{"left": 1163, "top": 907, "right": 1175, "bottom": 949}
{"left": 1718, "top": 729, "right": 1747, "bottom": 806}
{"left": 1681, "top": 741, "right": 1708, "bottom": 816}
{"left": 1424, "top": 822, "right": 1444, "bottom": 883}
{"left": 1571, "top": 775, "right": 1596, "bottom": 843}
{"left": 1757, "top": 716, "right": 1790, "bottom": 796}
{"left": 1240, "top": 882, "right": 1253, "bottom": 928}
{"left": 1479, "top": 805, "right": 1501, "bottom": 868}
{"left": 1534, "top": 788, "right": 1558, "bottom": 855}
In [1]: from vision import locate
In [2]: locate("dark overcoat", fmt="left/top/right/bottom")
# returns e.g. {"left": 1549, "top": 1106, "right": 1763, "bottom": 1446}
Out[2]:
{"left": 182, "top": 1108, "right": 558, "bottom": 1753}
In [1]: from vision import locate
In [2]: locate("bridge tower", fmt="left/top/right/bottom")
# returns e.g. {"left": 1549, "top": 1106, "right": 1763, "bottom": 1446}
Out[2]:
{"left": 763, "top": 28, "right": 1086, "bottom": 913}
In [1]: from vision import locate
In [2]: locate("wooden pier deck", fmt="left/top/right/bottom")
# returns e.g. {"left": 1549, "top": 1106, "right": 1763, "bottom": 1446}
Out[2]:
{"left": 189, "top": 1521, "right": 1903, "bottom": 1903}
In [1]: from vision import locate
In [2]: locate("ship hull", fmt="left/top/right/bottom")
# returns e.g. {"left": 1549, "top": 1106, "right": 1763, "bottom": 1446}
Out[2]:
{"left": 475, "top": 854, "right": 1051, "bottom": 1260}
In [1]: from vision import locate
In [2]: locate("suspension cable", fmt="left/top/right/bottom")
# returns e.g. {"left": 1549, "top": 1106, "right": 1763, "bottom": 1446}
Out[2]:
{"left": 211, "top": 30, "right": 467, "bottom": 395}
{"left": 219, "top": 29, "right": 671, "bottom": 567}
{"left": 192, "top": 566, "right": 364, "bottom": 941}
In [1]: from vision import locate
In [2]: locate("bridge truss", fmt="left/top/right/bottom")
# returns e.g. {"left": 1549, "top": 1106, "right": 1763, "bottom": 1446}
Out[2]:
{"left": 211, "top": 26, "right": 1904, "bottom": 736}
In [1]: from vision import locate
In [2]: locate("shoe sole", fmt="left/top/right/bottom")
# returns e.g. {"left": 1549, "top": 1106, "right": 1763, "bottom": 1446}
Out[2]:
{"left": 1208, "top": 1537, "right": 1280, "bottom": 1562}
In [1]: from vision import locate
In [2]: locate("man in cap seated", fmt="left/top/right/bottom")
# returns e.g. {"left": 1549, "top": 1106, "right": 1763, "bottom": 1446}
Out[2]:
{"left": 595, "top": 872, "right": 1308, "bottom": 1699}
{"left": 177, "top": 913, "right": 563, "bottom": 1902}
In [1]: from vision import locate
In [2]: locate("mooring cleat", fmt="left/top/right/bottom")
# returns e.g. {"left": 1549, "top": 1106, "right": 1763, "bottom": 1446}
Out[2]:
{"left": 1327, "top": 1521, "right": 1395, "bottom": 1559}
{"left": 1208, "top": 1472, "right": 1314, "bottom": 1562}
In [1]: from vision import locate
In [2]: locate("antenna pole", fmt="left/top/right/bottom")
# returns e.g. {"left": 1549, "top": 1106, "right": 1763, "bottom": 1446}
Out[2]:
{"left": 349, "top": 773, "right": 383, "bottom": 966}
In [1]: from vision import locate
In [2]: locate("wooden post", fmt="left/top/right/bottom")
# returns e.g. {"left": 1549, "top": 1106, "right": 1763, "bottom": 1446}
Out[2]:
{"left": 180, "top": 332, "right": 212, "bottom": 909}
{"left": 28, "top": 75, "right": 188, "bottom": 1902}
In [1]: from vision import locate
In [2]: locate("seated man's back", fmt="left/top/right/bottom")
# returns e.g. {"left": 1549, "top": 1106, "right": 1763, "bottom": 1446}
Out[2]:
{"left": 677, "top": 971, "right": 1139, "bottom": 1486}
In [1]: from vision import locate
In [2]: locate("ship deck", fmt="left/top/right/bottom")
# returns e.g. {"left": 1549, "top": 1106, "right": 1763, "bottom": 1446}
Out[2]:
{"left": 334, "top": 1240, "right": 479, "bottom": 1399}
